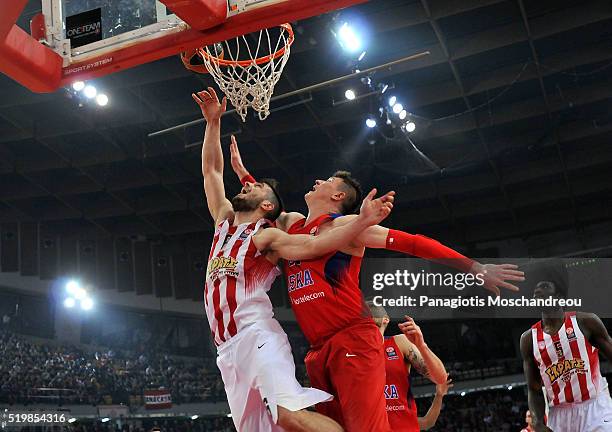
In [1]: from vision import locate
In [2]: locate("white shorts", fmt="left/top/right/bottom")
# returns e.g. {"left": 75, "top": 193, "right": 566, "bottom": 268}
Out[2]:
{"left": 216, "top": 319, "right": 333, "bottom": 432}
{"left": 548, "top": 389, "right": 612, "bottom": 432}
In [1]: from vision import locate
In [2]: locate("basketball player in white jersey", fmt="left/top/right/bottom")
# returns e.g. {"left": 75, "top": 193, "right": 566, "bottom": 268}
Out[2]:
{"left": 520, "top": 259, "right": 612, "bottom": 432}
{"left": 194, "top": 87, "right": 395, "bottom": 432}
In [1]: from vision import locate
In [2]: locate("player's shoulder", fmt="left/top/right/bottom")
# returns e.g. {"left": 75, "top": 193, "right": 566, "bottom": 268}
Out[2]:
{"left": 519, "top": 328, "right": 534, "bottom": 351}
{"left": 575, "top": 311, "right": 599, "bottom": 321}
{"left": 279, "top": 212, "right": 306, "bottom": 231}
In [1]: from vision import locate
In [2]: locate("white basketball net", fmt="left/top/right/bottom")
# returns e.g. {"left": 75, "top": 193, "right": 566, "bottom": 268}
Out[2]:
{"left": 198, "top": 25, "right": 293, "bottom": 122}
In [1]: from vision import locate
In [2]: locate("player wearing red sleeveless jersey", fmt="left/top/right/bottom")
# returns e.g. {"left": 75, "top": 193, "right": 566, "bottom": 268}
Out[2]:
{"left": 228, "top": 136, "right": 524, "bottom": 431}
{"left": 520, "top": 259, "right": 612, "bottom": 432}
{"left": 194, "top": 88, "right": 394, "bottom": 432}
{"left": 367, "top": 301, "right": 449, "bottom": 431}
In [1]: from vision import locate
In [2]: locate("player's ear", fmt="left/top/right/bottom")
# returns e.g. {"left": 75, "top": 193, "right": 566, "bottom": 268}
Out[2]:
{"left": 383, "top": 316, "right": 390, "bottom": 326}
{"left": 260, "top": 200, "right": 274, "bottom": 212}
{"left": 331, "top": 191, "right": 346, "bottom": 202}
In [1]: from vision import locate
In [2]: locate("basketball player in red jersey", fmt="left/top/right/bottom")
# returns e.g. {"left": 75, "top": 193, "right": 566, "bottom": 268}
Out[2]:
{"left": 520, "top": 410, "right": 534, "bottom": 432}
{"left": 194, "top": 87, "right": 395, "bottom": 432}
{"left": 520, "top": 259, "right": 612, "bottom": 432}
{"left": 228, "top": 135, "right": 525, "bottom": 430}
{"left": 367, "top": 301, "right": 447, "bottom": 431}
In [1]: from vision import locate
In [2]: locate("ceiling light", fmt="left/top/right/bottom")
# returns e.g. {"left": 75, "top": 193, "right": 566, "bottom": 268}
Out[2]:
{"left": 344, "top": 89, "right": 356, "bottom": 100}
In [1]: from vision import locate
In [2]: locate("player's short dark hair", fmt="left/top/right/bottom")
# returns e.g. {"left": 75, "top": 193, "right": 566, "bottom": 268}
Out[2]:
{"left": 260, "top": 178, "right": 284, "bottom": 221}
{"left": 365, "top": 300, "right": 388, "bottom": 319}
{"left": 528, "top": 258, "right": 569, "bottom": 298}
{"left": 333, "top": 170, "right": 363, "bottom": 215}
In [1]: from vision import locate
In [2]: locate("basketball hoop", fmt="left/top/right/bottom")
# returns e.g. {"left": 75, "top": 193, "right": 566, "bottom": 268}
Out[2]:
{"left": 182, "top": 24, "right": 294, "bottom": 122}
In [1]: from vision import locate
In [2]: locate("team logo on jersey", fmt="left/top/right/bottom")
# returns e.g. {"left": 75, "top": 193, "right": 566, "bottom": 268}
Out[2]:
{"left": 566, "top": 326, "right": 577, "bottom": 340}
{"left": 384, "top": 384, "right": 399, "bottom": 400}
{"left": 309, "top": 227, "right": 318, "bottom": 236}
{"left": 538, "top": 341, "right": 546, "bottom": 350}
{"left": 207, "top": 256, "right": 239, "bottom": 279}
{"left": 386, "top": 346, "right": 399, "bottom": 360}
{"left": 239, "top": 228, "right": 253, "bottom": 240}
{"left": 287, "top": 269, "right": 314, "bottom": 292}
{"left": 287, "top": 260, "right": 301, "bottom": 267}
{"left": 545, "top": 358, "right": 586, "bottom": 384}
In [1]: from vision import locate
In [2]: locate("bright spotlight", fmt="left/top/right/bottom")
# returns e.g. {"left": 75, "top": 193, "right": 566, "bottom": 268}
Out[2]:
{"left": 72, "top": 81, "right": 85, "bottom": 92}
{"left": 96, "top": 93, "right": 109, "bottom": 107}
{"left": 365, "top": 117, "right": 377, "bottom": 128}
{"left": 388, "top": 96, "right": 396, "bottom": 107}
{"left": 460, "top": 391, "right": 466, "bottom": 397}
{"left": 399, "top": 110, "right": 407, "bottom": 120}
{"left": 68, "top": 418, "right": 77, "bottom": 424}
{"left": 392, "top": 103, "right": 403, "bottom": 114}
{"left": 226, "top": 413, "right": 232, "bottom": 418}
{"left": 83, "top": 85, "right": 97, "bottom": 99}
{"left": 66, "top": 280, "right": 80, "bottom": 294}
{"left": 74, "top": 287, "right": 87, "bottom": 300}
{"left": 344, "top": 89, "right": 356, "bottom": 100}
{"left": 507, "top": 385, "right": 513, "bottom": 390}
{"left": 358, "top": 51, "right": 366, "bottom": 61}
{"left": 336, "top": 22, "right": 361, "bottom": 52}
{"left": 405, "top": 121, "right": 416, "bottom": 133}
{"left": 190, "top": 415, "right": 199, "bottom": 420}
{"left": 81, "top": 297, "right": 94, "bottom": 311}
{"left": 101, "top": 418, "right": 110, "bottom": 423}
{"left": 64, "top": 297, "right": 76, "bottom": 308}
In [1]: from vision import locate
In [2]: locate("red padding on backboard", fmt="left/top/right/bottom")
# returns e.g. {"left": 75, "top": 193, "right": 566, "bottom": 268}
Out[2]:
{"left": 0, "top": 26, "right": 62, "bottom": 93}
{"left": 0, "top": 0, "right": 28, "bottom": 42}
{"left": 30, "top": 13, "right": 47, "bottom": 42}
{"left": 158, "top": 0, "right": 227, "bottom": 31}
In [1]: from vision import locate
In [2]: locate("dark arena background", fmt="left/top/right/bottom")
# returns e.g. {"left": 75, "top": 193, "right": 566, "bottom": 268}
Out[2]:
{"left": 1, "top": 0, "right": 612, "bottom": 431}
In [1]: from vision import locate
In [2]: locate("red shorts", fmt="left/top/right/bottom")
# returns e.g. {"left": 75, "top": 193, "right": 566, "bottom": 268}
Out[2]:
{"left": 304, "top": 321, "right": 391, "bottom": 432}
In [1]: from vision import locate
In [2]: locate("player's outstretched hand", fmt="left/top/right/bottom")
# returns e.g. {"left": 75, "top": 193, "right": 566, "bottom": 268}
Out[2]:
{"left": 398, "top": 315, "right": 425, "bottom": 348}
{"left": 192, "top": 87, "right": 227, "bottom": 122}
{"left": 229, "top": 135, "right": 249, "bottom": 179}
{"left": 436, "top": 376, "right": 453, "bottom": 396}
{"left": 471, "top": 263, "right": 525, "bottom": 296}
{"left": 358, "top": 189, "right": 395, "bottom": 226}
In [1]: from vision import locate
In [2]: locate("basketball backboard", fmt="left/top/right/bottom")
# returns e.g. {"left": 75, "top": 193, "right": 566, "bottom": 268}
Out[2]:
{"left": 0, "top": 0, "right": 366, "bottom": 93}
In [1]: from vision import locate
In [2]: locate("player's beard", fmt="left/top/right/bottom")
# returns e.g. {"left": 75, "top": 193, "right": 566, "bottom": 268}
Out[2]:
{"left": 231, "top": 194, "right": 260, "bottom": 213}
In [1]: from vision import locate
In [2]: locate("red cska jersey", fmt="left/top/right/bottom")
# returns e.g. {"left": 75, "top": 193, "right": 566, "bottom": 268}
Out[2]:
{"left": 284, "top": 214, "right": 372, "bottom": 348}
{"left": 384, "top": 337, "right": 419, "bottom": 432}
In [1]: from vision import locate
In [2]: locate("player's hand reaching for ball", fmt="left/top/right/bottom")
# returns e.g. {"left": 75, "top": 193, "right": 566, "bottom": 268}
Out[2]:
{"left": 358, "top": 189, "right": 395, "bottom": 226}
{"left": 398, "top": 315, "right": 425, "bottom": 348}
{"left": 470, "top": 263, "right": 525, "bottom": 296}
{"left": 192, "top": 87, "right": 227, "bottom": 122}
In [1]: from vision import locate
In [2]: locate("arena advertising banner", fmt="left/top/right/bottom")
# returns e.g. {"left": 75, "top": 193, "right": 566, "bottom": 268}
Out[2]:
{"left": 97, "top": 404, "right": 129, "bottom": 418}
{"left": 143, "top": 389, "right": 172, "bottom": 409}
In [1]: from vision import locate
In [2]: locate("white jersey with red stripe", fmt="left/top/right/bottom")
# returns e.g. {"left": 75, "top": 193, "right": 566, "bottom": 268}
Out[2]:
{"left": 531, "top": 312, "right": 605, "bottom": 407}
{"left": 205, "top": 218, "right": 280, "bottom": 346}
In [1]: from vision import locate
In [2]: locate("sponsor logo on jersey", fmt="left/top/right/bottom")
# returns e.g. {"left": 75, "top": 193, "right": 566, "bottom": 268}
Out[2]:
{"left": 207, "top": 256, "right": 239, "bottom": 279}
{"left": 288, "top": 269, "right": 314, "bottom": 292}
{"left": 566, "top": 326, "right": 577, "bottom": 340}
{"left": 384, "top": 384, "right": 399, "bottom": 400}
{"left": 538, "top": 341, "right": 546, "bottom": 350}
{"left": 386, "top": 346, "right": 399, "bottom": 360}
{"left": 287, "top": 260, "right": 301, "bottom": 267}
{"left": 545, "top": 358, "right": 586, "bottom": 384}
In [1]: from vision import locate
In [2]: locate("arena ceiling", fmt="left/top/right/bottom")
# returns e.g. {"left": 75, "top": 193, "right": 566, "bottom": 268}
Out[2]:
{"left": 2, "top": 0, "right": 612, "bottom": 255}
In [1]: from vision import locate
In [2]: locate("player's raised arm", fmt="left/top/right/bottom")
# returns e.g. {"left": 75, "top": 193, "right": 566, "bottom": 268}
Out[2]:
{"left": 193, "top": 87, "right": 233, "bottom": 224}
{"left": 395, "top": 316, "right": 447, "bottom": 385}
{"left": 520, "top": 330, "right": 552, "bottom": 432}
{"left": 229, "top": 135, "right": 303, "bottom": 230}
{"left": 417, "top": 377, "right": 452, "bottom": 430}
{"left": 343, "top": 222, "right": 525, "bottom": 296}
{"left": 253, "top": 189, "right": 394, "bottom": 261}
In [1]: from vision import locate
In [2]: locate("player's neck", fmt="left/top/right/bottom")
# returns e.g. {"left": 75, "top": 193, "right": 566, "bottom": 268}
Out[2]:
{"left": 305, "top": 202, "right": 340, "bottom": 224}
{"left": 233, "top": 210, "right": 262, "bottom": 226}
{"left": 541, "top": 308, "right": 565, "bottom": 333}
